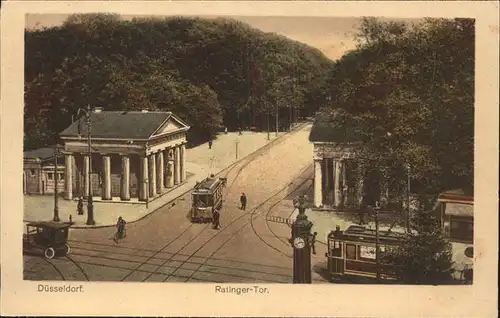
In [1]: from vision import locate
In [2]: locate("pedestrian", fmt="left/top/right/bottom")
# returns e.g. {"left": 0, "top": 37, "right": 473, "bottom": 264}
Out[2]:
{"left": 240, "top": 192, "right": 247, "bottom": 211}
{"left": 208, "top": 140, "right": 213, "bottom": 149}
{"left": 116, "top": 216, "right": 126, "bottom": 239}
{"left": 224, "top": 127, "right": 228, "bottom": 134}
{"left": 311, "top": 232, "right": 317, "bottom": 254}
{"left": 212, "top": 209, "right": 221, "bottom": 229}
{"left": 238, "top": 127, "right": 242, "bottom": 135}
{"left": 77, "top": 197, "right": 84, "bottom": 215}
{"left": 69, "top": 214, "right": 73, "bottom": 224}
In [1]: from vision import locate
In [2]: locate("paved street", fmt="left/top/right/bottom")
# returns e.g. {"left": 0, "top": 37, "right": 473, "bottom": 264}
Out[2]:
{"left": 24, "top": 123, "right": 334, "bottom": 283}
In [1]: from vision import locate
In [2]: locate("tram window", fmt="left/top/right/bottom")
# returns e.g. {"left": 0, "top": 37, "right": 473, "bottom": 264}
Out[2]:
{"left": 331, "top": 241, "right": 342, "bottom": 257}
{"left": 346, "top": 244, "right": 357, "bottom": 260}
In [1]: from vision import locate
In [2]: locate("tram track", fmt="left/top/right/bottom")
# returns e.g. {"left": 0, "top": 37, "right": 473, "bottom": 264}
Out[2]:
{"left": 41, "top": 257, "right": 67, "bottom": 281}
{"left": 65, "top": 255, "right": 90, "bottom": 281}
{"left": 264, "top": 181, "right": 315, "bottom": 250}
{"left": 51, "top": 243, "right": 293, "bottom": 283}
{"left": 249, "top": 165, "right": 314, "bottom": 258}
{"left": 180, "top": 164, "right": 315, "bottom": 282}
{"left": 119, "top": 125, "right": 311, "bottom": 282}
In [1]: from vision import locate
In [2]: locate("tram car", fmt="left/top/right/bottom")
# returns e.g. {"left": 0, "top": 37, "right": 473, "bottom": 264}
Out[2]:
{"left": 190, "top": 175, "right": 226, "bottom": 223}
{"left": 325, "top": 225, "right": 404, "bottom": 282}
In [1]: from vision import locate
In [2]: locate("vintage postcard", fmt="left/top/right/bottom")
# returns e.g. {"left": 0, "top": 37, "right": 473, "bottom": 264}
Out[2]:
{"left": 1, "top": 1, "right": 498, "bottom": 317}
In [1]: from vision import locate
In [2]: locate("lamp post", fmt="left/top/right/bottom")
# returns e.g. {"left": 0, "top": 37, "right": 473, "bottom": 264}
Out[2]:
{"left": 77, "top": 105, "right": 95, "bottom": 225}
{"left": 406, "top": 163, "right": 411, "bottom": 233}
{"left": 289, "top": 195, "right": 313, "bottom": 284}
{"left": 373, "top": 204, "right": 381, "bottom": 281}
{"left": 52, "top": 145, "right": 62, "bottom": 222}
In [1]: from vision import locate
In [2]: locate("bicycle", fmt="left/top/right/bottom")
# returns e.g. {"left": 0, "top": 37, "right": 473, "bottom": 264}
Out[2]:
{"left": 114, "top": 228, "right": 127, "bottom": 242}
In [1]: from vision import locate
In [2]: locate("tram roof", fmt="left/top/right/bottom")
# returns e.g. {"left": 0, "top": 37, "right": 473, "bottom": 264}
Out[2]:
{"left": 343, "top": 225, "right": 404, "bottom": 241}
{"left": 193, "top": 177, "right": 221, "bottom": 191}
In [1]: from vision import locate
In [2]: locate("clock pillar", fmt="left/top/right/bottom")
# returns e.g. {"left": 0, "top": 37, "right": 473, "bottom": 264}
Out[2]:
{"left": 289, "top": 195, "right": 313, "bottom": 284}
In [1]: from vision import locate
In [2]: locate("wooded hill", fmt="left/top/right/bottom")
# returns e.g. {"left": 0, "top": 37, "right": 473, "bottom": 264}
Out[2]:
{"left": 24, "top": 14, "right": 334, "bottom": 149}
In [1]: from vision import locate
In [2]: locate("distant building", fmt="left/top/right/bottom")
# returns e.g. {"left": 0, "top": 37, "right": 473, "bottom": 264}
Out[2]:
{"left": 24, "top": 109, "right": 191, "bottom": 202}
{"left": 23, "top": 146, "right": 64, "bottom": 195}
{"left": 437, "top": 189, "right": 474, "bottom": 244}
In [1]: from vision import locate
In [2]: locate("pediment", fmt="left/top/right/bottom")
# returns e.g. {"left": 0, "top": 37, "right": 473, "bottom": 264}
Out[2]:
{"left": 151, "top": 115, "right": 189, "bottom": 137}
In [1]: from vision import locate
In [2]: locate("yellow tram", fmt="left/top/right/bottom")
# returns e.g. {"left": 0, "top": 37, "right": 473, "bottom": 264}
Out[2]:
{"left": 325, "top": 225, "right": 404, "bottom": 281}
{"left": 190, "top": 175, "right": 226, "bottom": 223}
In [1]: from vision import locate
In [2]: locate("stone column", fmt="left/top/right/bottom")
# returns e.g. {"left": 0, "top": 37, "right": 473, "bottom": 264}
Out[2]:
{"left": 324, "top": 158, "right": 330, "bottom": 195}
{"left": 102, "top": 155, "right": 112, "bottom": 200}
{"left": 166, "top": 159, "right": 174, "bottom": 188}
{"left": 334, "top": 160, "right": 342, "bottom": 207}
{"left": 64, "top": 154, "right": 73, "bottom": 200}
{"left": 156, "top": 151, "right": 164, "bottom": 194}
{"left": 163, "top": 149, "right": 172, "bottom": 188}
{"left": 180, "top": 143, "right": 186, "bottom": 183}
{"left": 83, "top": 155, "right": 90, "bottom": 198}
{"left": 121, "top": 155, "right": 130, "bottom": 201}
{"left": 174, "top": 146, "right": 180, "bottom": 185}
{"left": 149, "top": 154, "right": 157, "bottom": 197}
{"left": 341, "top": 161, "right": 348, "bottom": 206}
{"left": 313, "top": 159, "right": 323, "bottom": 208}
{"left": 139, "top": 156, "right": 148, "bottom": 201}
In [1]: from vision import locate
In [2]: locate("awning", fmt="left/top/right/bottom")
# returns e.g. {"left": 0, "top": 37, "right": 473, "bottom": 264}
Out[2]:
{"left": 445, "top": 203, "right": 474, "bottom": 217}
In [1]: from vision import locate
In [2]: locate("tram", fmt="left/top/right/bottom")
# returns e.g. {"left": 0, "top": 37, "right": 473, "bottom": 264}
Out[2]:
{"left": 189, "top": 175, "right": 226, "bottom": 223}
{"left": 325, "top": 225, "right": 404, "bottom": 281}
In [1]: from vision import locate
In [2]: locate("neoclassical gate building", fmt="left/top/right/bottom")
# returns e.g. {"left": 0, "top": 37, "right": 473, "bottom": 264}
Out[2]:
{"left": 59, "top": 109, "right": 190, "bottom": 202}
{"left": 309, "top": 111, "right": 365, "bottom": 209}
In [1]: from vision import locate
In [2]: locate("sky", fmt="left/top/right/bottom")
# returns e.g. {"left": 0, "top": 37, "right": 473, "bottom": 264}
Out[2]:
{"left": 25, "top": 14, "right": 373, "bottom": 61}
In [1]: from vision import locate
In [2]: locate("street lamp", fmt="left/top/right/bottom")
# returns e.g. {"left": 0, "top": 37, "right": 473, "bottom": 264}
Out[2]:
{"left": 52, "top": 145, "right": 62, "bottom": 222}
{"left": 76, "top": 104, "right": 95, "bottom": 225}
{"left": 406, "top": 163, "right": 411, "bottom": 233}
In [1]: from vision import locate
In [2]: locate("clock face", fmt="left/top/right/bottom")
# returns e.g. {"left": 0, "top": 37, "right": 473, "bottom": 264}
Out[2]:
{"left": 293, "top": 237, "right": 305, "bottom": 249}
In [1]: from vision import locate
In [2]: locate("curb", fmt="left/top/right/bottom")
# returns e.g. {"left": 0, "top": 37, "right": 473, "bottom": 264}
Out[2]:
{"left": 40, "top": 121, "right": 311, "bottom": 229}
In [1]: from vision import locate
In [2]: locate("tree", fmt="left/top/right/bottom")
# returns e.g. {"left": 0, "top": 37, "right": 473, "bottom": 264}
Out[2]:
{"left": 24, "top": 14, "right": 334, "bottom": 149}
{"left": 325, "top": 17, "right": 474, "bottom": 203}
{"left": 387, "top": 196, "right": 455, "bottom": 284}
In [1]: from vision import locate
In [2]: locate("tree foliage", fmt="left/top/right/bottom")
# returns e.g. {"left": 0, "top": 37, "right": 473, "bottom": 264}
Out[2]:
{"left": 387, "top": 196, "right": 455, "bottom": 284}
{"left": 325, "top": 17, "right": 474, "bottom": 198}
{"left": 25, "top": 15, "right": 333, "bottom": 149}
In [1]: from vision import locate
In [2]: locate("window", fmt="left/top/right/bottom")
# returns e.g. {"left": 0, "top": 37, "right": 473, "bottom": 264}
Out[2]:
{"left": 450, "top": 216, "right": 473, "bottom": 242}
{"left": 30, "top": 169, "right": 36, "bottom": 176}
{"left": 47, "top": 173, "right": 53, "bottom": 180}
{"left": 346, "top": 244, "right": 357, "bottom": 260}
{"left": 330, "top": 240, "right": 342, "bottom": 257}
{"left": 59, "top": 173, "right": 64, "bottom": 180}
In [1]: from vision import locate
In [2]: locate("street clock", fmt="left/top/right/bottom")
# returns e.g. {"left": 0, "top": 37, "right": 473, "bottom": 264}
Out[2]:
{"left": 293, "top": 237, "right": 306, "bottom": 249}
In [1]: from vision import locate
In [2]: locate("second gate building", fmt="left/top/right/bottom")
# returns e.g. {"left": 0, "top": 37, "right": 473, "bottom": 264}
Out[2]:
{"left": 59, "top": 109, "right": 190, "bottom": 202}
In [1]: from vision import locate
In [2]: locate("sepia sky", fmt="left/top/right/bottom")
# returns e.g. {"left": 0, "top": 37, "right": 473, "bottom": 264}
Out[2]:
{"left": 25, "top": 14, "right": 376, "bottom": 61}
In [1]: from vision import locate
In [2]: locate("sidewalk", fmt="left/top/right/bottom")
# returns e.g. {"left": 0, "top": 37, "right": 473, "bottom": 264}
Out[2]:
{"left": 24, "top": 127, "right": 303, "bottom": 228}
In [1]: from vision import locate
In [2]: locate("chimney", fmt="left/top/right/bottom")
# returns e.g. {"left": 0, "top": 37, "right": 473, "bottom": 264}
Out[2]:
{"left": 93, "top": 107, "right": 103, "bottom": 113}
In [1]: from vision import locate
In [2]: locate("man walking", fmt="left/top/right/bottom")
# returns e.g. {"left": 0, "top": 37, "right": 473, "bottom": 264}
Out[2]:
{"left": 212, "top": 209, "right": 221, "bottom": 229}
{"left": 240, "top": 192, "right": 247, "bottom": 211}
{"left": 77, "top": 197, "right": 84, "bottom": 215}
{"left": 311, "top": 232, "right": 318, "bottom": 255}
{"left": 208, "top": 140, "right": 213, "bottom": 149}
